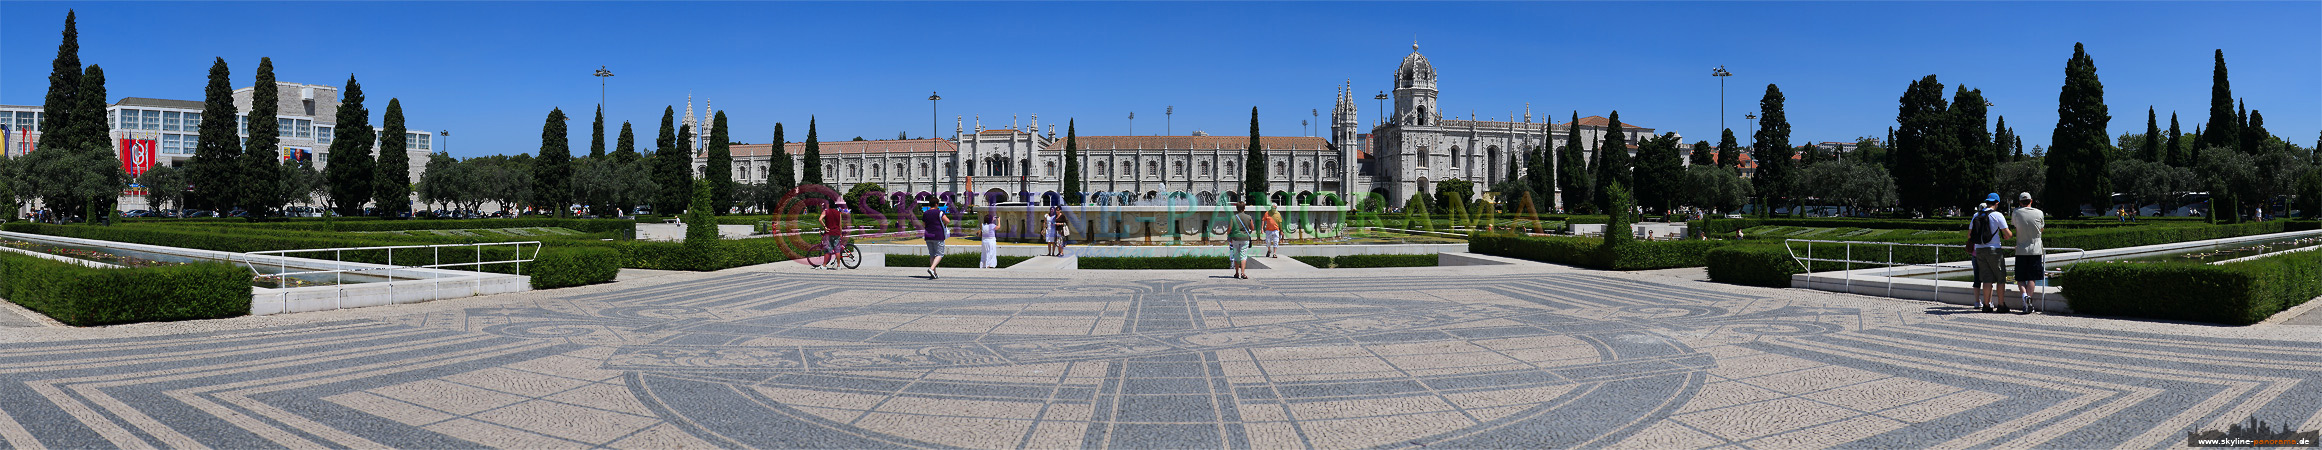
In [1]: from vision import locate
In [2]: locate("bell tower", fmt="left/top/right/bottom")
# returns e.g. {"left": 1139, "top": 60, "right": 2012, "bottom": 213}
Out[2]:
{"left": 1393, "top": 41, "right": 1439, "bottom": 127}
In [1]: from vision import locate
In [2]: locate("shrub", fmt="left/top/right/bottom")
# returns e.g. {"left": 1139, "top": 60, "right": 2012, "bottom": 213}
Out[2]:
{"left": 2060, "top": 251, "right": 2322, "bottom": 325}
{"left": 886, "top": 253, "right": 1032, "bottom": 268}
{"left": 1079, "top": 256, "right": 1228, "bottom": 270}
{"left": 1470, "top": 234, "right": 1733, "bottom": 270}
{"left": 1291, "top": 255, "right": 1333, "bottom": 268}
{"left": 0, "top": 252, "right": 250, "bottom": 326}
{"left": 526, "top": 247, "right": 622, "bottom": 289}
{"left": 1704, "top": 244, "right": 1802, "bottom": 288}
{"left": 1331, "top": 254, "right": 1437, "bottom": 268}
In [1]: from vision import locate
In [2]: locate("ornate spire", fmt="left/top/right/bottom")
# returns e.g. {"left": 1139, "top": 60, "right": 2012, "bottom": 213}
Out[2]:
{"left": 955, "top": 115, "right": 963, "bottom": 135}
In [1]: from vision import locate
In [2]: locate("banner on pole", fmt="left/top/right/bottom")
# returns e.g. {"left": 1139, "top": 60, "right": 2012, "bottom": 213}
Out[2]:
{"left": 118, "top": 138, "right": 156, "bottom": 177}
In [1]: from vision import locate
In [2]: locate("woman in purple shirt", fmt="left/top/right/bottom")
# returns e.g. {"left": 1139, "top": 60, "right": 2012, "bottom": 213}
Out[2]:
{"left": 922, "top": 204, "right": 950, "bottom": 279}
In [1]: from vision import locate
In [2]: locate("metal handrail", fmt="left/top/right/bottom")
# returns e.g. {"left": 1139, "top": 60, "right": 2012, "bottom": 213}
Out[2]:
{"left": 1784, "top": 239, "right": 2087, "bottom": 299}
{"left": 239, "top": 241, "right": 541, "bottom": 289}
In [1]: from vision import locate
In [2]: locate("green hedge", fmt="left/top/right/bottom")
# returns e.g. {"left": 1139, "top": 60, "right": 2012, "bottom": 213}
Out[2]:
{"left": 1329, "top": 254, "right": 1439, "bottom": 268}
{"left": 1291, "top": 256, "right": 1334, "bottom": 268}
{"left": 5, "top": 222, "right": 626, "bottom": 287}
{"left": 0, "top": 252, "right": 251, "bottom": 326}
{"left": 884, "top": 254, "right": 1033, "bottom": 268}
{"left": 1704, "top": 245, "right": 1803, "bottom": 288}
{"left": 526, "top": 247, "right": 622, "bottom": 289}
{"left": 2060, "top": 252, "right": 2322, "bottom": 325}
{"left": 1469, "top": 234, "right": 1733, "bottom": 270}
{"left": 1079, "top": 256, "right": 1229, "bottom": 270}
{"left": 613, "top": 236, "right": 812, "bottom": 271}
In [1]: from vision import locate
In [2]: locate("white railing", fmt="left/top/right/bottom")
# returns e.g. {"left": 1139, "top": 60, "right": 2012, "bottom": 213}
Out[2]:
{"left": 1785, "top": 239, "right": 2086, "bottom": 298}
{"left": 241, "top": 241, "right": 540, "bottom": 289}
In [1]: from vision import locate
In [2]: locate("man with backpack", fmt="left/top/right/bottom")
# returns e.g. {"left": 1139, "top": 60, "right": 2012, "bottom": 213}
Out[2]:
{"left": 1968, "top": 193, "right": 2014, "bottom": 313}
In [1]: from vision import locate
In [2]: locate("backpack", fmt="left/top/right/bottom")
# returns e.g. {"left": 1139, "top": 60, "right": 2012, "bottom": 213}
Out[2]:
{"left": 1968, "top": 210, "right": 1995, "bottom": 247}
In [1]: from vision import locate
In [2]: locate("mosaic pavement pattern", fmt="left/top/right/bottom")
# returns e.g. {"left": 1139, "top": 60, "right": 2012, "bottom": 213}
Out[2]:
{"left": 2, "top": 271, "right": 2320, "bottom": 449}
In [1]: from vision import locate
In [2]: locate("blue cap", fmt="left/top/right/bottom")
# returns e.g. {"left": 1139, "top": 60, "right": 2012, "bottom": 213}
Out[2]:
{"left": 1985, "top": 193, "right": 2001, "bottom": 202}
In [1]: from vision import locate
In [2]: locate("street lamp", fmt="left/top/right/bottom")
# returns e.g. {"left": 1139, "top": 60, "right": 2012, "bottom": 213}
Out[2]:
{"left": 928, "top": 92, "right": 941, "bottom": 140}
{"left": 1744, "top": 113, "right": 1757, "bottom": 148}
{"left": 593, "top": 66, "right": 614, "bottom": 111}
{"left": 1711, "top": 66, "right": 1732, "bottom": 134}
{"left": 1128, "top": 111, "right": 1135, "bottom": 136}
{"left": 1374, "top": 91, "right": 1389, "bottom": 125}
{"left": 1166, "top": 106, "right": 1173, "bottom": 136}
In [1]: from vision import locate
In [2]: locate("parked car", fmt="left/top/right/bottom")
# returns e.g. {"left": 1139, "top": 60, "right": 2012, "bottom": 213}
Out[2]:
{"left": 123, "top": 210, "right": 150, "bottom": 218}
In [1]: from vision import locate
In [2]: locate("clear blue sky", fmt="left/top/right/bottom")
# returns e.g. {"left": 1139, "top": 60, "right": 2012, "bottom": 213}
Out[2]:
{"left": 5, "top": 2, "right": 2316, "bottom": 159}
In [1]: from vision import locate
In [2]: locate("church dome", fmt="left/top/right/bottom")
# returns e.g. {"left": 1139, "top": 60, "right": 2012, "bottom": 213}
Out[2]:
{"left": 1398, "top": 43, "right": 1435, "bottom": 83}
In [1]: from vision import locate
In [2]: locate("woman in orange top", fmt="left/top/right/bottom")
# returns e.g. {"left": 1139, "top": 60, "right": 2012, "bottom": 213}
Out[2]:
{"left": 1263, "top": 206, "right": 1283, "bottom": 258}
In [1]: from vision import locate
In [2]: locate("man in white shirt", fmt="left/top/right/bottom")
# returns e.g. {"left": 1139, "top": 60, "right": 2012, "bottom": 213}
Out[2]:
{"left": 2010, "top": 193, "right": 2046, "bottom": 314}
{"left": 1968, "top": 193, "right": 2013, "bottom": 313}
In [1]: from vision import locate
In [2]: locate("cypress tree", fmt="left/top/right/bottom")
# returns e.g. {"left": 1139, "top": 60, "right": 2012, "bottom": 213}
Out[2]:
{"left": 802, "top": 117, "right": 823, "bottom": 184}
{"left": 1063, "top": 120, "right": 1081, "bottom": 204}
{"left": 2201, "top": 50, "right": 2238, "bottom": 152}
{"left": 2045, "top": 43, "right": 2112, "bottom": 217}
{"left": 1593, "top": 111, "right": 1632, "bottom": 213}
{"left": 706, "top": 111, "right": 733, "bottom": 214}
{"left": 1526, "top": 144, "right": 1550, "bottom": 212}
{"left": 2243, "top": 109, "right": 2268, "bottom": 155}
{"left": 74, "top": 64, "right": 121, "bottom": 223}
{"left": 2165, "top": 113, "right": 2185, "bottom": 167}
{"left": 615, "top": 121, "right": 637, "bottom": 163}
{"left": 652, "top": 106, "right": 689, "bottom": 215}
{"left": 1953, "top": 86, "right": 1994, "bottom": 200}
{"left": 590, "top": 105, "right": 606, "bottom": 158}
{"left": 191, "top": 58, "right": 238, "bottom": 211}
{"left": 1717, "top": 129, "right": 1740, "bottom": 169}
{"left": 1993, "top": 116, "right": 2013, "bottom": 162}
{"left": 1244, "top": 107, "right": 1268, "bottom": 196}
{"left": 1557, "top": 111, "right": 1591, "bottom": 212}
{"left": 324, "top": 75, "right": 375, "bottom": 217}
{"left": 769, "top": 123, "right": 793, "bottom": 196}
{"left": 533, "top": 108, "right": 571, "bottom": 217}
{"left": 1689, "top": 140, "right": 1714, "bottom": 167}
{"left": 39, "top": 11, "right": 80, "bottom": 154}
{"left": 374, "top": 98, "right": 410, "bottom": 218}
{"left": 240, "top": 58, "right": 282, "bottom": 219}
{"left": 1506, "top": 145, "right": 1524, "bottom": 189}
{"left": 613, "top": 121, "right": 640, "bottom": 212}
{"left": 29, "top": 11, "right": 94, "bottom": 223}
{"left": 1894, "top": 76, "right": 1955, "bottom": 214}
{"left": 2141, "top": 107, "right": 2161, "bottom": 162}
{"left": 1751, "top": 84, "right": 1792, "bottom": 214}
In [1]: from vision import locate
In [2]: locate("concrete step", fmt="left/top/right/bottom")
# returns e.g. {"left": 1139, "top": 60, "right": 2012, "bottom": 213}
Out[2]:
{"left": 1009, "top": 255, "right": 1078, "bottom": 270}
{"left": 1245, "top": 256, "right": 1318, "bottom": 270}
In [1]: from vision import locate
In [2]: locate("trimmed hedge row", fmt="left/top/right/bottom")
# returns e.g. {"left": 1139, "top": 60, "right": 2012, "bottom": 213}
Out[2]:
{"left": 885, "top": 254, "right": 1034, "bottom": 268}
{"left": 1291, "top": 256, "right": 1334, "bottom": 268}
{"left": 1329, "top": 254, "right": 1439, "bottom": 268}
{"left": 233, "top": 218, "right": 637, "bottom": 234}
{"left": 1701, "top": 221, "right": 2322, "bottom": 289}
{"left": 1079, "top": 256, "right": 1229, "bottom": 270}
{"left": 2059, "top": 251, "right": 2322, "bottom": 325}
{"left": 1468, "top": 234, "right": 1734, "bottom": 270}
{"left": 6, "top": 222, "right": 622, "bottom": 289}
{"left": 0, "top": 252, "right": 251, "bottom": 326}
{"left": 527, "top": 247, "right": 623, "bottom": 289}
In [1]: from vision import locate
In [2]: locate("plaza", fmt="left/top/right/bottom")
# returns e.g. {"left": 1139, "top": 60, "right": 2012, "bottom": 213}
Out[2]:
{"left": 3, "top": 258, "right": 2319, "bottom": 449}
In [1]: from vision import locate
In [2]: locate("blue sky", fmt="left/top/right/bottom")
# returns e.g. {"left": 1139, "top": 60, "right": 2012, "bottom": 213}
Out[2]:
{"left": 4, "top": 2, "right": 2316, "bottom": 159}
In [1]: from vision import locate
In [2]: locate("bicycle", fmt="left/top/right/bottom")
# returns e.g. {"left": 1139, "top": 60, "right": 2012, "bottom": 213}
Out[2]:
{"left": 809, "top": 235, "right": 862, "bottom": 269}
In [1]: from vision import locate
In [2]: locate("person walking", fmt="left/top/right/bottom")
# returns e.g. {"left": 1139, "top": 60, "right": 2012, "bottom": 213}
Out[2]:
{"left": 1263, "top": 205, "right": 1284, "bottom": 258}
{"left": 979, "top": 214, "right": 1000, "bottom": 269}
{"left": 1967, "top": 194, "right": 2013, "bottom": 312}
{"left": 818, "top": 204, "right": 848, "bottom": 270}
{"left": 2010, "top": 193, "right": 2047, "bottom": 314}
{"left": 1228, "top": 202, "right": 1254, "bottom": 279}
{"left": 1052, "top": 205, "right": 1072, "bottom": 257}
{"left": 1042, "top": 207, "right": 1060, "bottom": 257}
{"left": 922, "top": 203, "right": 950, "bottom": 279}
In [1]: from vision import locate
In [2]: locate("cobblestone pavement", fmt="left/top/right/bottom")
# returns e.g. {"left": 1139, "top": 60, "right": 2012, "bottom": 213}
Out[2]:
{"left": 3, "top": 261, "right": 2320, "bottom": 449}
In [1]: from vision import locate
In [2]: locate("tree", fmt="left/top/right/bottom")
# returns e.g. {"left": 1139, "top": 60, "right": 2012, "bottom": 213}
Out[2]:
{"left": 1434, "top": 178, "right": 1474, "bottom": 211}
{"left": 1894, "top": 75, "right": 1958, "bottom": 215}
{"left": 1952, "top": 86, "right": 1995, "bottom": 203}
{"left": 611, "top": 121, "right": 642, "bottom": 211}
{"left": 1525, "top": 144, "right": 1550, "bottom": 212}
{"left": 1992, "top": 116, "right": 2013, "bottom": 164}
{"left": 652, "top": 106, "right": 691, "bottom": 215}
{"left": 2201, "top": 50, "right": 2239, "bottom": 153}
{"left": 1403, "top": 192, "right": 1431, "bottom": 231}
{"left": 1996, "top": 158, "right": 2046, "bottom": 206}
{"left": 2165, "top": 113, "right": 2187, "bottom": 167}
{"left": 1558, "top": 111, "right": 1592, "bottom": 212}
{"left": 2108, "top": 159, "right": 2196, "bottom": 216}
{"left": 589, "top": 105, "right": 606, "bottom": 159}
{"left": 1716, "top": 129, "right": 1740, "bottom": 169}
{"left": 374, "top": 98, "right": 412, "bottom": 218}
{"left": 706, "top": 111, "right": 734, "bottom": 214}
{"left": 1593, "top": 111, "right": 1632, "bottom": 213}
{"left": 1792, "top": 160, "right": 1898, "bottom": 216}
{"left": 2242, "top": 109, "right": 2270, "bottom": 156}
{"left": 768, "top": 122, "right": 794, "bottom": 198}
{"left": 1751, "top": 85, "right": 1793, "bottom": 215}
{"left": 682, "top": 180, "right": 720, "bottom": 253}
{"left": 1603, "top": 180, "right": 1633, "bottom": 247}
{"left": 532, "top": 108, "right": 573, "bottom": 217}
{"left": 190, "top": 58, "right": 239, "bottom": 211}
{"left": 1243, "top": 107, "right": 1268, "bottom": 195}
{"left": 2046, "top": 43, "right": 2114, "bottom": 217}
{"left": 1633, "top": 133, "right": 1685, "bottom": 212}
{"left": 2140, "top": 107, "right": 2162, "bottom": 163}
{"left": 1679, "top": 165, "right": 1752, "bottom": 214}
{"left": 239, "top": 58, "right": 283, "bottom": 219}
{"left": 1688, "top": 140, "right": 1714, "bottom": 167}
{"left": 139, "top": 163, "right": 189, "bottom": 215}
{"left": 323, "top": 74, "right": 375, "bottom": 217}
{"left": 417, "top": 151, "right": 457, "bottom": 214}
{"left": 1063, "top": 120, "right": 1082, "bottom": 204}
{"left": 802, "top": 117, "right": 824, "bottom": 184}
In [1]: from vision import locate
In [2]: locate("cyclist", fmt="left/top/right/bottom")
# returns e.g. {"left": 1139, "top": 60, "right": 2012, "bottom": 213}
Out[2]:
{"left": 819, "top": 204, "right": 847, "bottom": 270}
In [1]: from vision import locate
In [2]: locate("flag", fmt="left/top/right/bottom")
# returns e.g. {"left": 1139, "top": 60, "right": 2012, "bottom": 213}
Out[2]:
{"left": 119, "top": 138, "right": 157, "bottom": 177}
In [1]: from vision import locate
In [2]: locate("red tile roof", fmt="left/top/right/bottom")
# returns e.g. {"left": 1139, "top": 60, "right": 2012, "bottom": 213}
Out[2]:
{"left": 1067, "top": 135, "right": 1331, "bottom": 151}
{"left": 1569, "top": 116, "right": 1644, "bottom": 129}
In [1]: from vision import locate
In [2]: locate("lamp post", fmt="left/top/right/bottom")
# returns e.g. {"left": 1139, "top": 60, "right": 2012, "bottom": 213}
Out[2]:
{"left": 1374, "top": 91, "right": 1389, "bottom": 125}
{"left": 1711, "top": 65, "right": 1732, "bottom": 134}
{"left": 1166, "top": 106, "right": 1173, "bottom": 136}
{"left": 593, "top": 66, "right": 614, "bottom": 111}
{"left": 928, "top": 92, "right": 941, "bottom": 140}
{"left": 1128, "top": 112, "right": 1135, "bottom": 136}
{"left": 1745, "top": 113, "right": 1757, "bottom": 147}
